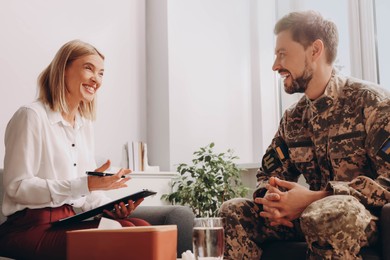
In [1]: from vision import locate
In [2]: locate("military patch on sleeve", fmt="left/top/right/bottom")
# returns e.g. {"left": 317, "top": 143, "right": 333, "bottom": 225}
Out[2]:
{"left": 261, "top": 149, "right": 282, "bottom": 173}
{"left": 382, "top": 140, "right": 390, "bottom": 154}
{"left": 378, "top": 138, "right": 390, "bottom": 163}
{"left": 274, "top": 137, "right": 289, "bottom": 162}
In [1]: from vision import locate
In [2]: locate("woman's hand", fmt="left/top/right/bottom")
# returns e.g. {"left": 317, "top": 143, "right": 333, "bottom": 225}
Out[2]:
{"left": 87, "top": 160, "right": 132, "bottom": 191}
{"left": 103, "top": 198, "right": 144, "bottom": 219}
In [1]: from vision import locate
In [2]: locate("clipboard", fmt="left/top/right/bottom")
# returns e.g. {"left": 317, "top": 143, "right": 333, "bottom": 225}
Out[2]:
{"left": 53, "top": 189, "right": 157, "bottom": 226}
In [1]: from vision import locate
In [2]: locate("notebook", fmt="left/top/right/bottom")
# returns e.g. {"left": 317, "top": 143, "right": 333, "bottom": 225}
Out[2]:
{"left": 53, "top": 189, "right": 157, "bottom": 226}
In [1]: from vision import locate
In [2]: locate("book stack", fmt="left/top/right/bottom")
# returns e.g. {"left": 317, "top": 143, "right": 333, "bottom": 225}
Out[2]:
{"left": 123, "top": 141, "right": 159, "bottom": 172}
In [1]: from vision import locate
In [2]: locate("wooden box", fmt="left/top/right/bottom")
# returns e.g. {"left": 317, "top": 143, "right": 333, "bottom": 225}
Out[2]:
{"left": 67, "top": 225, "right": 177, "bottom": 260}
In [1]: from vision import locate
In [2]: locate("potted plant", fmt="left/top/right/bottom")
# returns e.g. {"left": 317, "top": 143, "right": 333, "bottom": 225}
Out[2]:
{"left": 162, "top": 143, "right": 249, "bottom": 217}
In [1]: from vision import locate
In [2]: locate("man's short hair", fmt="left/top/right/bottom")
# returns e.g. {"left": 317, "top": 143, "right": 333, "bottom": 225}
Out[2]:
{"left": 274, "top": 10, "right": 339, "bottom": 64}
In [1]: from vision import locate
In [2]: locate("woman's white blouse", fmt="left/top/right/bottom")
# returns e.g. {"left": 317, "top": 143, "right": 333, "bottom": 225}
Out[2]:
{"left": 2, "top": 101, "right": 110, "bottom": 217}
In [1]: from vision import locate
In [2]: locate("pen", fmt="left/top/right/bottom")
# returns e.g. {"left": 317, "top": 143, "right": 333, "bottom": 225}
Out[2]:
{"left": 86, "top": 171, "right": 127, "bottom": 178}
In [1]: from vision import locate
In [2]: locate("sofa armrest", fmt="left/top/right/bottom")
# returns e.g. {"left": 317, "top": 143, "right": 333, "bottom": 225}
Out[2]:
{"left": 131, "top": 205, "right": 195, "bottom": 258}
{"left": 381, "top": 203, "right": 390, "bottom": 260}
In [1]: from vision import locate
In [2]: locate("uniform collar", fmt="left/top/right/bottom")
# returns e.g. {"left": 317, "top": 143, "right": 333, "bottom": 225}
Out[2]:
{"left": 305, "top": 70, "right": 346, "bottom": 113}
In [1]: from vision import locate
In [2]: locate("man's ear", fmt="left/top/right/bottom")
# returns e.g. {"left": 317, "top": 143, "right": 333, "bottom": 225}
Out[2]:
{"left": 311, "top": 39, "right": 324, "bottom": 61}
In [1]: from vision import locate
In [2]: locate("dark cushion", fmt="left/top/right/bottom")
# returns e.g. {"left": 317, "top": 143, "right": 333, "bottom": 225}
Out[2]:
{"left": 261, "top": 241, "right": 306, "bottom": 260}
{"left": 261, "top": 241, "right": 381, "bottom": 260}
{"left": 0, "top": 169, "right": 5, "bottom": 224}
{"left": 381, "top": 203, "right": 390, "bottom": 260}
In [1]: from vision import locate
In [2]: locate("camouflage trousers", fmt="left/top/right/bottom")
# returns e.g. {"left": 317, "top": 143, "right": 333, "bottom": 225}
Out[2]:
{"left": 218, "top": 195, "right": 377, "bottom": 260}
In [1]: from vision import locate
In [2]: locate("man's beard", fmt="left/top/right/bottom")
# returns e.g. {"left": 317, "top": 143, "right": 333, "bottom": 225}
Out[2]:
{"left": 283, "top": 64, "right": 313, "bottom": 94}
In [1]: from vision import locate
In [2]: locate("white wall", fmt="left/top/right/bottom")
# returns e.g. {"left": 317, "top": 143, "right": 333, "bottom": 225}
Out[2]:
{"left": 146, "top": 0, "right": 278, "bottom": 171}
{"left": 0, "top": 0, "right": 146, "bottom": 168}
{"left": 168, "top": 0, "right": 254, "bottom": 166}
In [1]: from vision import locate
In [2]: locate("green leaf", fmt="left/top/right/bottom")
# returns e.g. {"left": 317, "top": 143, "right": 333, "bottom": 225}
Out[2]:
{"left": 161, "top": 142, "right": 249, "bottom": 217}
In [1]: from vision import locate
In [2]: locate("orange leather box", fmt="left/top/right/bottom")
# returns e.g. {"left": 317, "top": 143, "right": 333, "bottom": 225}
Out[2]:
{"left": 67, "top": 225, "right": 177, "bottom": 260}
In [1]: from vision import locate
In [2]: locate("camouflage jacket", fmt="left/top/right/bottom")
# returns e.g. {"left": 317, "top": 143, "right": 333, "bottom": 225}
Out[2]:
{"left": 255, "top": 71, "right": 390, "bottom": 211}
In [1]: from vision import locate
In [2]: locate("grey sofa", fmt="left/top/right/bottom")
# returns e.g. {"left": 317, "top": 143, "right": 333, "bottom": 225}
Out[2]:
{"left": 0, "top": 169, "right": 195, "bottom": 259}
{"left": 132, "top": 205, "right": 194, "bottom": 257}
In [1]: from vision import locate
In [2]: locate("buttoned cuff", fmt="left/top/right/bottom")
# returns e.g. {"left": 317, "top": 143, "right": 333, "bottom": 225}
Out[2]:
{"left": 70, "top": 176, "right": 90, "bottom": 198}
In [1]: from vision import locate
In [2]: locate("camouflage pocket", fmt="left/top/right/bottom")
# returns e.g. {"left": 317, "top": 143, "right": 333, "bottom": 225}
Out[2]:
{"left": 329, "top": 132, "right": 365, "bottom": 159}
{"left": 328, "top": 133, "right": 368, "bottom": 180}
{"left": 288, "top": 146, "right": 317, "bottom": 176}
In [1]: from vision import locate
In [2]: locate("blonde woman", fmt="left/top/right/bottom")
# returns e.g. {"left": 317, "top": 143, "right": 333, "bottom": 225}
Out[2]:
{"left": 0, "top": 40, "right": 148, "bottom": 259}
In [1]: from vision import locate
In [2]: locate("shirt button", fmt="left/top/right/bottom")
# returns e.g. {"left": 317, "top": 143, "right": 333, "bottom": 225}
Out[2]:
{"left": 73, "top": 163, "right": 77, "bottom": 166}
{"left": 72, "top": 144, "right": 75, "bottom": 147}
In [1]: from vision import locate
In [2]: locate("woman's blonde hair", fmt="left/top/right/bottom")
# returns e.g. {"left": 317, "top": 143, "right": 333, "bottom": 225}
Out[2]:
{"left": 38, "top": 39, "right": 105, "bottom": 120}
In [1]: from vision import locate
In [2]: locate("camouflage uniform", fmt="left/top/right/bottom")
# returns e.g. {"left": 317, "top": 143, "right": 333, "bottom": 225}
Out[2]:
{"left": 219, "top": 71, "right": 390, "bottom": 259}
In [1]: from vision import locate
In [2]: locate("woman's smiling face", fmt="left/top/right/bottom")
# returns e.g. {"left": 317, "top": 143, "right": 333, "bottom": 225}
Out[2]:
{"left": 64, "top": 54, "right": 104, "bottom": 107}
